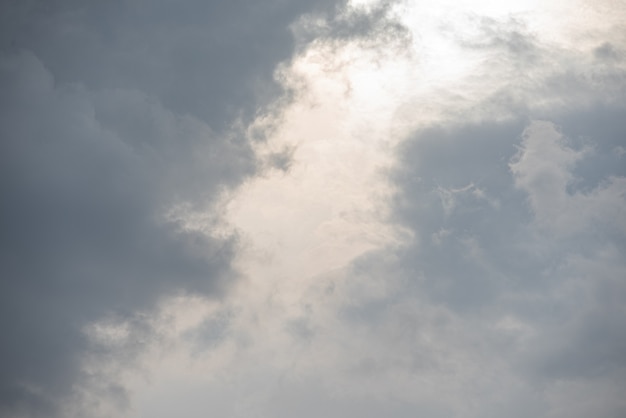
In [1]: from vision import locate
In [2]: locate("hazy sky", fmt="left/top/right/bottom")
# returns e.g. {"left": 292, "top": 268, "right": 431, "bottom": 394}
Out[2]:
{"left": 1, "top": 1, "right": 625, "bottom": 417}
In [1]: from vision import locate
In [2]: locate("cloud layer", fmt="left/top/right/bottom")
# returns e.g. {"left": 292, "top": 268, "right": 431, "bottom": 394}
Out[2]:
{"left": 0, "top": 0, "right": 350, "bottom": 415}
{"left": 1, "top": 1, "right": 625, "bottom": 417}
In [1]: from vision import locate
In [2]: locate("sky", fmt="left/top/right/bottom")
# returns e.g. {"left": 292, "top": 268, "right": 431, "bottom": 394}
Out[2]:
{"left": 1, "top": 0, "right": 625, "bottom": 417}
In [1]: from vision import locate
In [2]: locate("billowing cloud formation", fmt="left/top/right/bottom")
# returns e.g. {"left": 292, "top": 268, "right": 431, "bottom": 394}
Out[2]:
{"left": 0, "top": 0, "right": 344, "bottom": 129}
{"left": 2, "top": 0, "right": 626, "bottom": 417}
{"left": 153, "top": 2, "right": 625, "bottom": 416}
{"left": 386, "top": 113, "right": 626, "bottom": 416}
{"left": 0, "top": 0, "right": 363, "bottom": 416}
{"left": 0, "top": 48, "right": 249, "bottom": 417}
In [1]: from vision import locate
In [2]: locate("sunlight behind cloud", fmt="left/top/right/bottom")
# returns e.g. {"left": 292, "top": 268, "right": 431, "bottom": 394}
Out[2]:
{"left": 225, "top": 39, "right": 410, "bottom": 303}
{"left": 3, "top": 1, "right": 625, "bottom": 417}
{"left": 113, "top": 2, "right": 626, "bottom": 417}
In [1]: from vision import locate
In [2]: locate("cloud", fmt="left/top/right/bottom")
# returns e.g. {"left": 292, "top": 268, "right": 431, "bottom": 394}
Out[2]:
{"left": 127, "top": 2, "right": 625, "bottom": 416}
{"left": 2, "top": 0, "right": 415, "bottom": 414}
{"left": 0, "top": 0, "right": 350, "bottom": 131}
{"left": 0, "top": 1, "right": 414, "bottom": 415}
{"left": 0, "top": 48, "right": 253, "bottom": 416}
{"left": 385, "top": 111, "right": 626, "bottom": 416}
{"left": 3, "top": 0, "right": 626, "bottom": 417}
{"left": 510, "top": 120, "right": 626, "bottom": 236}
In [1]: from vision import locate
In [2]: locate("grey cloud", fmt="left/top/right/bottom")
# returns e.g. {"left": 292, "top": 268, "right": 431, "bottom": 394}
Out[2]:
{"left": 294, "top": 0, "right": 410, "bottom": 49}
{"left": 1, "top": 0, "right": 402, "bottom": 415}
{"left": 134, "top": 372, "right": 451, "bottom": 418}
{"left": 532, "top": 300, "right": 626, "bottom": 380}
{"left": 1, "top": 1, "right": 392, "bottom": 415}
{"left": 184, "top": 307, "right": 233, "bottom": 352}
{"left": 382, "top": 106, "right": 626, "bottom": 415}
{"left": 390, "top": 120, "right": 535, "bottom": 310}
{"left": 438, "top": 14, "right": 626, "bottom": 121}
{"left": 550, "top": 105, "right": 626, "bottom": 188}
{"left": 4, "top": 0, "right": 625, "bottom": 416}
{"left": 0, "top": 50, "right": 246, "bottom": 417}
{"left": 452, "top": 15, "right": 538, "bottom": 57}
{"left": 262, "top": 379, "right": 449, "bottom": 418}
{"left": 0, "top": 0, "right": 343, "bottom": 131}
{"left": 319, "top": 106, "right": 625, "bottom": 417}
{"left": 594, "top": 42, "right": 622, "bottom": 61}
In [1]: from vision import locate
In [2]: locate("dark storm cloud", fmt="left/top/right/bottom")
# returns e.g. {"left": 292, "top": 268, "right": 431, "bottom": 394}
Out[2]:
{"left": 0, "top": 0, "right": 342, "bottom": 131}
{"left": 0, "top": 49, "right": 244, "bottom": 417}
{"left": 0, "top": 0, "right": 360, "bottom": 416}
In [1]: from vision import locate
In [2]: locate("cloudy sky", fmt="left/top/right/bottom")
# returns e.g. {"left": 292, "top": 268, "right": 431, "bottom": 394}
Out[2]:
{"left": 1, "top": 0, "right": 625, "bottom": 417}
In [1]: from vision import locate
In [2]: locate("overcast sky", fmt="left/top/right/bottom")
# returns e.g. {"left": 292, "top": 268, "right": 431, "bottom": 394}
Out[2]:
{"left": 1, "top": 1, "right": 625, "bottom": 417}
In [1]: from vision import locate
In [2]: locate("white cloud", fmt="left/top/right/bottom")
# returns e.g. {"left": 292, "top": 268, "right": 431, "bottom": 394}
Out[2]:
{"left": 511, "top": 120, "right": 626, "bottom": 236}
